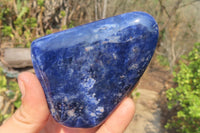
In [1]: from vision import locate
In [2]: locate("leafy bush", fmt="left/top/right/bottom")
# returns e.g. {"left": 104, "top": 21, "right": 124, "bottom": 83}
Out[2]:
{"left": 165, "top": 42, "right": 200, "bottom": 133}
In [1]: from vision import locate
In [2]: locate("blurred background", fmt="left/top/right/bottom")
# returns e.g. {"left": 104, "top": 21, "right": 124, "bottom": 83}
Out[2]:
{"left": 0, "top": 0, "right": 200, "bottom": 132}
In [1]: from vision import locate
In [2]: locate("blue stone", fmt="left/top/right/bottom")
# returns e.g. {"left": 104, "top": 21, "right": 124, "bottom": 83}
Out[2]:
{"left": 31, "top": 11, "right": 159, "bottom": 128}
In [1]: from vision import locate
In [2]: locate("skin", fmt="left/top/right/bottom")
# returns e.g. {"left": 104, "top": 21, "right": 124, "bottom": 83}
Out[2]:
{"left": 0, "top": 72, "right": 135, "bottom": 133}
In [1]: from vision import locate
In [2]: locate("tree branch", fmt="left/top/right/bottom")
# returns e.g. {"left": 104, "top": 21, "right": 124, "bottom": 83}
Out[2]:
{"left": 102, "top": 0, "right": 107, "bottom": 19}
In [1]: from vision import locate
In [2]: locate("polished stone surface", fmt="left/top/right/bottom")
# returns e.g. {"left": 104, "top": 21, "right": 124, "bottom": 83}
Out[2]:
{"left": 31, "top": 11, "right": 159, "bottom": 128}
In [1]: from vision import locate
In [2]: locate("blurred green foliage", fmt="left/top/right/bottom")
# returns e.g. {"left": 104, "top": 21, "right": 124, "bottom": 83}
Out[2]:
{"left": 157, "top": 55, "right": 170, "bottom": 67}
{"left": 37, "top": 0, "right": 44, "bottom": 7}
{"left": 0, "top": 0, "right": 75, "bottom": 48}
{"left": 165, "top": 43, "right": 200, "bottom": 133}
{"left": 0, "top": 67, "right": 21, "bottom": 124}
{"left": 0, "top": 0, "right": 38, "bottom": 47}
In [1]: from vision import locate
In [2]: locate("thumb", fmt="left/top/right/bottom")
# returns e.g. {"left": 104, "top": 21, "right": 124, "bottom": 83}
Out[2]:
{"left": 0, "top": 72, "right": 50, "bottom": 133}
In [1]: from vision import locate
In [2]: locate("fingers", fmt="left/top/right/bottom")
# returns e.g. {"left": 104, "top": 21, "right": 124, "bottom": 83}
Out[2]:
{"left": 0, "top": 72, "right": 135, "bottom": 133}
{"left": 97, "top": 97, "right": 135, "bottom": 133}
{"left": 0, "top": 72, "right": 50, "bottom": 133}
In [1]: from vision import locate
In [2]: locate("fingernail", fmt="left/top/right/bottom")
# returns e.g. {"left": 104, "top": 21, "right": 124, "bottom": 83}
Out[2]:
{"left": 19, "top": 80, "right": 25, "bottom": 99}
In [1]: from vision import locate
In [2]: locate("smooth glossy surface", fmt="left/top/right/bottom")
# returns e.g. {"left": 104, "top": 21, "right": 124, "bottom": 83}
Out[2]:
{"left": 31, "top": 11, "right": 159, "bottom": 128}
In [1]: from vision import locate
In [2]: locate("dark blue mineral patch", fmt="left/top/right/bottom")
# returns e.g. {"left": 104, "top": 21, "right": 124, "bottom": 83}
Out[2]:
{"left": 31, "top": 11, "right": 159, "bottom": 128}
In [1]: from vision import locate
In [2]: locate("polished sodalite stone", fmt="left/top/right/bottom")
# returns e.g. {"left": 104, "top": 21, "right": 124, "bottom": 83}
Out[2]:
{"left": 31, "top": 11, "right": 159, "bottom": 128}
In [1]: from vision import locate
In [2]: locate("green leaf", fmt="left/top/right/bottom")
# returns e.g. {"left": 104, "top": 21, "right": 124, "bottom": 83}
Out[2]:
{"left": 14, "top": 100, "right": 22, "bottom": 108}
{"left": 18, "top": 6, "right": 29, "bottom": 19}
{"left": 37, "top": 0, "right": 44, "bottom": 7}
{"left": 2, "top": 26, "right": 13, "bottom": 38}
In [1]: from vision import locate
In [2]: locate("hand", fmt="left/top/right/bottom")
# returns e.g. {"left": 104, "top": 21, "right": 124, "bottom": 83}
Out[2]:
{"left": 0, "top": 72, "right": 135, "bottom": 133}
